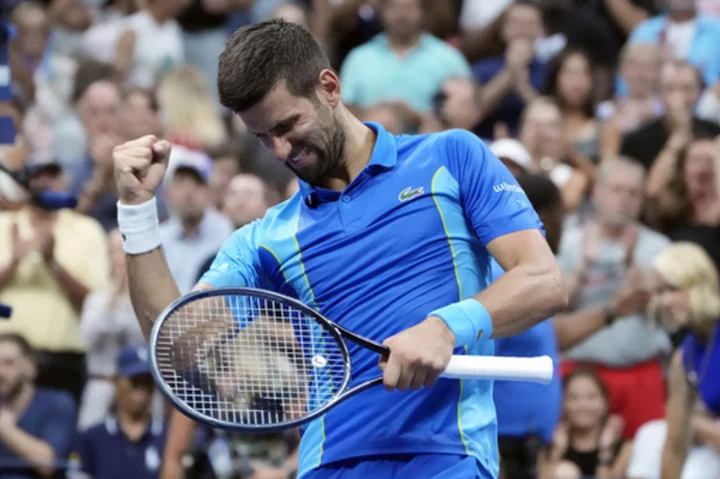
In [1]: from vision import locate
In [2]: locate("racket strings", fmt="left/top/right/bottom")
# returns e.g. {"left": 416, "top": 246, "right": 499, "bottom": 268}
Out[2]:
{"left": 155, "top": 294, "right": 347, "bottom": 427}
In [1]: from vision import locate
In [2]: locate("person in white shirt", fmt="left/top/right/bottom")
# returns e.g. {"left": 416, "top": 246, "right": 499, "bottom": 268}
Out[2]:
{"left": 114, "top": 0, "right": 190, "bottom": 89}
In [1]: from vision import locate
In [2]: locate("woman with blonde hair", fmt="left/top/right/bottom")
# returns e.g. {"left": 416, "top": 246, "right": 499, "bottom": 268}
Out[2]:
{"left": 156, "top": 65, "right": 228, "bottom": 152}
{"left": 627, "top": 242, "right": 720, "bottom": 478}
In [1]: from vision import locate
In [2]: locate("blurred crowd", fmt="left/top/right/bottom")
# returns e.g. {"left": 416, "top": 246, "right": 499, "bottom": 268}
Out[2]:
{"left": 1, "top": 0, "right": 720, "bottom": 478}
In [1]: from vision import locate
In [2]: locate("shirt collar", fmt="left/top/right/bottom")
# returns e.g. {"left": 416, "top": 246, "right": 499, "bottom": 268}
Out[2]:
{"left": 299, "top": 121, "right": 397, "bottom": 206}
{"left": 105, "top": 415, "right": 164, "bottom": 440}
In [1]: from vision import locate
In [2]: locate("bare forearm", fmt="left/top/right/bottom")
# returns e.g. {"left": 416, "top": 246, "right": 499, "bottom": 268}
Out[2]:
{"left": 126, "top": 248, "right": 181, "bottom": 340}
{"left": 160, "top": 411, "right": 195, "bottom": 479}
{"left": 477, "top": 262, "right": 566, "bottom": 338}
{"left": 77, "top": 172, "right": 111, "bottom": 215}
{"left": 0, "top": 425, "right": 55, "bottom": 477}
{"left": 480, "top": 69, "right": 515, "bottom": 118}
{"left": 553, "top": 307, "right": 607, "bottom": 351}
{"left": 49, "top": 261, "right": 90, "bottom": 311}
{"left": 605, "top": 0, "right": 650, "bottom": 34}
{"left": 661, "top": 442, "right": 689, "bottom": 479}
{"left": 692, "top": 417, "right": 720, "bottom": 453}
{"left": 647, "top": 148, "right": 680, "bottom": 198}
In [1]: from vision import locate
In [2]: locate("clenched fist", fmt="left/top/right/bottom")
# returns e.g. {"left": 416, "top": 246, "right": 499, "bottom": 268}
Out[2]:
{"left": 113, "top": 135, "right": 172, "bottom": 206}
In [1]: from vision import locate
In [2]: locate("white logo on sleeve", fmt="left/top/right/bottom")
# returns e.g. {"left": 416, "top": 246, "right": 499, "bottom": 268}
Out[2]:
{"left": 493, "top": 183, "right": 524, "bottom": 193}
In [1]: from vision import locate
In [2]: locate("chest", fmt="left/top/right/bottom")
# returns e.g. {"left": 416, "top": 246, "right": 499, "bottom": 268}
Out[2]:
{"left": 258, "top": 164, "right": 480, "bottom": 312}
{"left": 93, "top": 436, "right": 164, "bottom": 478}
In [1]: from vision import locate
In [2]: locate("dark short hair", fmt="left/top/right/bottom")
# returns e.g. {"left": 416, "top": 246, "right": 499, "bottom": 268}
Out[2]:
{"left": 0, "top": 333, "right": 34, "bottom": 360}
{"left": 515, "top": 172, "right": 563, "bottom": 214}
{"left": 218, "top": 20, "right": 332, "bottom": 113}
{"left": 72, "top": 58, "right": 120, "bottom": 104}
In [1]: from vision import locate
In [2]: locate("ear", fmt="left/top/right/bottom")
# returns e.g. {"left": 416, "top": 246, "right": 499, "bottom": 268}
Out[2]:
{"left": 318, "top": 69, "right": 341, "bottom": 107}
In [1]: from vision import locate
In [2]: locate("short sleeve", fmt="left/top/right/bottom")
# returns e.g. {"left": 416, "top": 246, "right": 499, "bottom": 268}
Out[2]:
{"left": 40, "top": 392, "right": 78, "bottom": 460}
{"left": 441, "top": 130, "right": 544, "bottom": 245}
{"left": 72, "top": 431, "right": 96, "bottom": 476}
{"left": 199, "top": 221, "right": 262, "bottom": 288}
{"left": 443, "top": 48, "right": 472, "bottom": 78}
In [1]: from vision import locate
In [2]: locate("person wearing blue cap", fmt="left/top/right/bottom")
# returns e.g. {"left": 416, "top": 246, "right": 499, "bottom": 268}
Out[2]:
{"left": 71, "top": 344, "right": 167, "bottom": 479}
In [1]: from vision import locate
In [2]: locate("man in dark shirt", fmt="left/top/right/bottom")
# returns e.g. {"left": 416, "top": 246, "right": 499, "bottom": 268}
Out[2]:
{"left": 621, "top": 59, "right": 720, "bottom": 170}
{"left": 72, "top": 345, "right": 167, "bottom": 479}
{"left": 0, "top": 333, "right": 77, "bottom": 479}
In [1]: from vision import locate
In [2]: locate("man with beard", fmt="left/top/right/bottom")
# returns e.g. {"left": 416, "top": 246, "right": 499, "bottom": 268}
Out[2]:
{"left": 112, "top": 20, "right": 567, "bottom": 479}
{"left": 159, "top": 146, "right": 233, "bottom": 294}
{"left": 0, "top": 333, "right": 77, "bottom": 478}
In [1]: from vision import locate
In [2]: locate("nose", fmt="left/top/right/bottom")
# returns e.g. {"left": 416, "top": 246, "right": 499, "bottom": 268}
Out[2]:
{"left": 270, "top": 137, "right": 292, "bottom": 163}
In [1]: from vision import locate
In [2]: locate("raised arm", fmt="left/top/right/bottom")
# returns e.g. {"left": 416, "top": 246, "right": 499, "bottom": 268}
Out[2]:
{"left": 112, "top": 135, "right": 211, "bottom": 339}
{"left": 661, "top": 350, "right": 696, "bottom": 479}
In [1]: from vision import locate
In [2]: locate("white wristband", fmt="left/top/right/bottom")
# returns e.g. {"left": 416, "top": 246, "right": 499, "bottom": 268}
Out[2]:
{"left": 117, "top": 197, "right": 161, "bottom": 255}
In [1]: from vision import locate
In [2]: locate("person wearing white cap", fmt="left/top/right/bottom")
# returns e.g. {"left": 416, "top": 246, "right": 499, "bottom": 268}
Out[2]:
{"left": 490, "top": 138, "right": 535, "bottom": 177}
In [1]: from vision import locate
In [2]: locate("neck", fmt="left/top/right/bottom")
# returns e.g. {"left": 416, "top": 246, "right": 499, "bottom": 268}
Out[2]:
{"left": 323, "top": 110, "right": 376, "bottom": 192}
{"left": 596, "top": 220, "right": 632, "bottom": 240}
{"left": 387, "top": 32, "right": 421, "bottom": 51}
{"left": 570, "top": 425, "right": 602, "bottom": 450}
{"left": 5, "top": 383, "right": 33, "bottom": 416}
{"left": 692, "top": 193, "right": 720, "bottom": 224}
{"left": 147, "top": 5, "right": 168, "bottom": 23}
{"left": 180, "top": 213, "right": 204, "bottom": 236}
{"left": 116, "top": 409, "right": 151, "bottom": 441}
{"left": 29, "top": 206, "right": 57, "bottom": 222}
{"left": 670, "top": 11, "right": 696, "bottom": 22}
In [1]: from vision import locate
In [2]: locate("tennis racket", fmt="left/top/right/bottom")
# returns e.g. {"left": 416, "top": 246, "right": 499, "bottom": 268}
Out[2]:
{"left": 149, "top": 287, "right": 553, "bottom": 433}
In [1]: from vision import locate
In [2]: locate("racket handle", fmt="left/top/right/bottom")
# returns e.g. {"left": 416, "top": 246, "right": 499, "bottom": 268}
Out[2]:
{"left": 441, "top": 355, "right": 554, "bottom": 384}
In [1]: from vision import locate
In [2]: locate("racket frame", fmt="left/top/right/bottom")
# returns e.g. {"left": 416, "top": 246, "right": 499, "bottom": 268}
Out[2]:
{"left": 150, "top": 287, "right": 391, "bottom": 433}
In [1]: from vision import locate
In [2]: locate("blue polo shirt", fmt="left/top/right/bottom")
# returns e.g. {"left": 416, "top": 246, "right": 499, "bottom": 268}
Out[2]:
{"left": 490, "top": 261, "right": 561, "bottom": 445}
{"left": 72, "top": 416, "right": 167, "bottom": 479}
{"left": 200, "top": 123, "right": 543, "bottom": 478}
{"left": 0, "top": 388, "right": 76, "bottom": 479}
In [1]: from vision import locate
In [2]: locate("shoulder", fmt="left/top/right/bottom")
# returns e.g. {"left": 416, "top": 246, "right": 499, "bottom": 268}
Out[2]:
{"left": 396, "top": 129, "right": 489, "bottom": 169}
{"left": 471, "top": 57, "right": 504, "bottom": 79}
{"left": 638, "top": 225, "right": 672, "bottom": 252}
{"left": 422, "top": 35, "right": 466, "bottom": 57}
{"left": 344, "top": 38, "right": 383, "bottom": 62}
{"left": 35, "top": 388, "right": 76, "bottom": 415}
{"left": 631, "top": 15, "right": 666, "bottom": 35}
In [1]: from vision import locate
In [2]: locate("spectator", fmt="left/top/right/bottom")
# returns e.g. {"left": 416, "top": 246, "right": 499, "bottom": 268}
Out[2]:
{"left": 72, "top": 344, "right": 167, "bottom": 479}
{"left": 472, "top": 0, "right": 546, "bottom": 139}
{"left": 207, "top": 142, "right": 242, "bottom": 211}
{"left": 114, "top": 0, "right": 189, "bottom": 89}
{"left": 627, "top": 0, "right": 720, "bottom": 89}
{"left": 493, "top": 172, "right": 563, "bottom": 479}
{"left": 645, "top": 130, "right": 720, "bottom": 272}
{"left": 542, "top": 0, "right": 618, "bottom": 99}
{"left": 489, "top": 138, "right": 535, "bottom": 176}
{"left": 176, "top": 0, "right": 252, "bottom": 110}
{"left": 339, "top": 0, "right": 471, "bottom": 128}
{"left": 571, "top": 0, "right": 658, "bottom": 51}
{"left": 555, "top": 157, "right": 672, "bottom": 439}
{"left": 626, "top": 242, "right": 720, "bottom": 478}
{"left": 598, "top": 42, "right": 664, "bottom": 159}
{"left": 0, "top": 333, "right": 77, "bottom": 479}
{"left": 621, "top": 59, "right": 720, "bottom": 170}
{"left": 0, "top": 157, "right": 109, "bottom": 405}
{"left": 77, "top": 230, "right": 162, "bottom": 430}
{"left": 64, "top": 77, "right": 123, "bottom": 232}
{"left": 362, "top": 104, "right": 408, "bottom": 135}
{"left": 270, "top": 1, "right": 311, "bottom": 28}
{"left": 79, "top": 0, "right": 144, "bottom": 65}
{"left": 8, "top": 1, "right": 50, "bottom": 102}
{"left": 195, "top": 173, "right": 272, "bottom": 283}
{"left": 546, "top": 367, "right": 632, "bottom": 479}
{"left": 419, "top": 76, "right": 483, "bottom": 135}
{"left": 156, "top": 65, "right": 228, "bottom": 152}
{"left": 160, "top": 146, "right": 234, "bottom": 294}
{"left": 544, "top": 47, "right": 601, "bottom": 163}
{"left": 517, "top": 97, "right": 589, "bottom": 211}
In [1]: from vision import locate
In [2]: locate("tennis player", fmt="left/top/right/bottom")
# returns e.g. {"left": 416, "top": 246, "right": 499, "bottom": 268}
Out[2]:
{"left": 112, "top": 20, "right": 568, "bottom": 479}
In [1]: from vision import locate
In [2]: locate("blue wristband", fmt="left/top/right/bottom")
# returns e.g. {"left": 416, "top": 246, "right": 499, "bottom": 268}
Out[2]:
{"left": 429, "top": 299, "right": 493, "bottom": 346}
